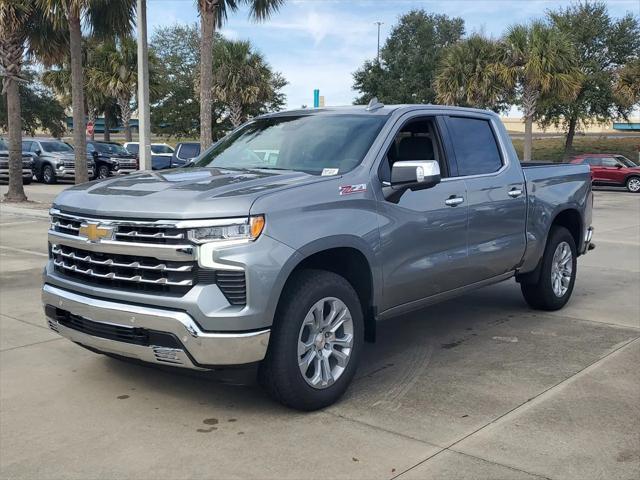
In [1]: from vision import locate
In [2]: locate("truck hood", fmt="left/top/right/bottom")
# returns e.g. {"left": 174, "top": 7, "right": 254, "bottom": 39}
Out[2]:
{"left": 52, "top": 167, "right": 323, "bottom": 219}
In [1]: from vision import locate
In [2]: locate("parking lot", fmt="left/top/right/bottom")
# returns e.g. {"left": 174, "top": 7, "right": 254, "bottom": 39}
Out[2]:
{"left": 1, "top": 187, "right": 639, "bottom": 479}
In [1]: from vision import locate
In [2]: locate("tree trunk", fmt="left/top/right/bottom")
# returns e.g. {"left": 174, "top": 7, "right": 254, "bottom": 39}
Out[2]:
{"left": 3, "top": 78, "right": 27, "bottom": 202}
{"left": 229, "top": 100, "right": 242, "bottom": 128}
{"left": 521, "top": 87, "right": 538, "bottom": 162}
{"left": 199, "top": 0, "right": 217, "bottom": 150}
{"left": 524, "top": 115, "right": 533, "bottom": 162}
{"left": 118, "top": 94, "right": 133, "bottom": 142}
{"left": 564, "top": 116, "right": 577, "bottom": 157}
{"left": 88, "top": 106, "right": 97, "bottom": 141}
{"left": 68, "top": 12, "right": 88, "bottom": 184}
{"left": 103, "top": 108, "right": 111, "bottom": 142}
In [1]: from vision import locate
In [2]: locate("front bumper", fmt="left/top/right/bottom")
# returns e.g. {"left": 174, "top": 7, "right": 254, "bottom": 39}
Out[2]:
{"left": 42, "top": 284, "right": 270, "bottom": 369}
{"left": 0, "top": 168, "right": 32, "bottom": 180}
{"left": 56, "top": 166, "right": 95, "bottom": 179}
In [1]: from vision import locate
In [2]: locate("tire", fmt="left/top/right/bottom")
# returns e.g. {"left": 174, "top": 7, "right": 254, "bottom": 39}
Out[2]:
{"left": 23, "top": 177, "right": 31, "bottom": 185}
{"left": 42, "top": 164, "right": 56, "bottom": 184}
{"left": 258, "top": 269, "right": 364, "bottom": 411}
{"left": 521, "top": 226, "right": 577, "bottom": 311}
{"left": 97, "top": 165, "right": 110, "bottom": 180}
{"left": 626, "top": 176, "right": 640, "bottom": 193}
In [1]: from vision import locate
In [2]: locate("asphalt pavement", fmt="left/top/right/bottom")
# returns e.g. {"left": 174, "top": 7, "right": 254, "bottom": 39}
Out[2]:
{"left": 0, "top": 187, "right": 638, "bottom": 479}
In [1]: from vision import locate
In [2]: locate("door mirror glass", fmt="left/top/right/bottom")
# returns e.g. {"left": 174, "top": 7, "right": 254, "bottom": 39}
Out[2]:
{"left": 391, "top": 160, "right": 441, "bottom": 190}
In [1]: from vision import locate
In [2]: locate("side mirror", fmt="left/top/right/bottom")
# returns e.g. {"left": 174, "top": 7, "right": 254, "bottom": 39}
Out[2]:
{"left": 35, "top": 150, "right": 42, "bottom": 156}
{"left": 616, "top": 164, "right": 623, "bottom": 169}
{"left": 384, "top": 160, "right": 441, "bottom": 202}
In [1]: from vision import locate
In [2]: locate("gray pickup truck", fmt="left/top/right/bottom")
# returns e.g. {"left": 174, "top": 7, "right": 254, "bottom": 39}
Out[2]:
{"left": 42, "top": 104, "right": 594, "bottom": 410}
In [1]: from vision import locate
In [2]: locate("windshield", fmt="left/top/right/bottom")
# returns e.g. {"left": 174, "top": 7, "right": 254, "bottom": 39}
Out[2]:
{"left": 616, "top": 156, "right": 638, "bottom": 167}
{"left": 41, "top": 141, "right": 73, "bottom": 153}
{"left": 193, "top": 114, "right": 387, "bottom": 175}
{"left": 151, "top": 144, "right": 174, "bottom": 154}
{"left": 0, "top": 139, "right": 7, "bottom": 150}
{"left": 94, "top": 143, "right": 130, "bottom": 155}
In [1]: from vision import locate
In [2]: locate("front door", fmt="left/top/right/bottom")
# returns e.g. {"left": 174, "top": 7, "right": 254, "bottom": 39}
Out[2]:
{"left": 376, "top": 115, "right": 469, "bottom": 311}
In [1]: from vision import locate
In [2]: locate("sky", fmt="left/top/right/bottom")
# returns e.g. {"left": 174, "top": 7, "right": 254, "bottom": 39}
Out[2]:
{"left": 146, "top": 0, "right": 640, "bottom": 111}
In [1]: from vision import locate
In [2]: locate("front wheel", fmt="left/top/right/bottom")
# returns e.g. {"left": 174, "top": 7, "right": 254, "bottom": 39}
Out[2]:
{"left": 259, "top": 269, "right": 363, "bottom": 411}
{"left": 626, "top": 176, "right": 640, "bottom": 193}
{"left": 42, "top": 164, "right": 56, "bottom": 184}
{"left": 96, "top": 165, "right": 110, "bottom": 180}
{"left": 521, "top": 226, "right": 577, "bottom": 311}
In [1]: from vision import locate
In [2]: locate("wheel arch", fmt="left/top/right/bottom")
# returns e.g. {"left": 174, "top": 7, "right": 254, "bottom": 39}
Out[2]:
{"left": 272, "top": 237, "right": 379, "bottom": 342}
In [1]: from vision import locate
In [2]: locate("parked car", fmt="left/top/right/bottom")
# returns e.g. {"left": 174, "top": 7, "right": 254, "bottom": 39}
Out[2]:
{"left": 570, "top": 154, "right": 640, "bottom": 192}
{"left": 22, "top": 138, "right": 94, "bottom": 184}
{"left": 87, "top": 140, "right": 138, "bottom": 179}
{"left": 124, "top": 142, "right": 175, "bottom": 170}
{"left": 43, "top": 104, "right": 594, "bottom": 411}
{"left": 172, "top": 142, "right": 201, "bottom": 166}
{"left": 0, "top": 138, "right": 34, "bottom": 184}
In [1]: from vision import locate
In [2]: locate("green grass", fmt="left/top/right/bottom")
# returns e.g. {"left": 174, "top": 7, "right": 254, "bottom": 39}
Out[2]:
{"left": 511, "top": 136, "right": 640, "bottom": 163}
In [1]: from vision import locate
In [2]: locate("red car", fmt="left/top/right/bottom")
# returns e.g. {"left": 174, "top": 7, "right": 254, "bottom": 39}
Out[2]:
{"left": 570, "top": 154, "right": 640, "bottom": 193}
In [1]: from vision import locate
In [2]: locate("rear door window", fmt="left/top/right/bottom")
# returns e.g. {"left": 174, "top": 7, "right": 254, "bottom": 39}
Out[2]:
{"left": 601, "top": 157, "right": 619, "bottom": 167}
{"left": 585, "top": 157, "right": 603, "bottom": 166}
{"left": 445, "top": 117, "right": 503, "bottom": 176}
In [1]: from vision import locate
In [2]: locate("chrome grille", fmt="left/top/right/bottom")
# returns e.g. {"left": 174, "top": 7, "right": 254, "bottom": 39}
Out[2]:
{"left": 52, "top": 244, "right": 195, "bottom": 294}
{"left": 50, "top": 212, "right": 187, "bottom": 245}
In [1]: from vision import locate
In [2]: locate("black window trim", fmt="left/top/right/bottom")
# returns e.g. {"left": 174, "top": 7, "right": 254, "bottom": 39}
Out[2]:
{"left": 440, "top": 114, "right": 509, "bottom": 181}
{"left": 376, "top": 114, "right": 453, "bottom": 183}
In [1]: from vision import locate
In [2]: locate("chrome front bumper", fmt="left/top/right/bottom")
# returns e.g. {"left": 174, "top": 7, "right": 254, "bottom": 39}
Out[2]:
{"left": 581, "top": 226, "right": 595, "bottom": 254}
{"left": 42, "top": 284, "right": 270, "bottom": 369}
{"left": 56, "top": 167, "right": 95, "bottom": 179}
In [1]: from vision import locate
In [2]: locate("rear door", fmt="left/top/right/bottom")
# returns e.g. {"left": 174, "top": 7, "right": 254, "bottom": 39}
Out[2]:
{"left": 599, "top": 157, "right": 625, "bottom": 185}
{"left": 442, "top": 115, "right": 527, "bottom": 282}
{"left": 584, "top": 157, "right": 605, "bottom": 182}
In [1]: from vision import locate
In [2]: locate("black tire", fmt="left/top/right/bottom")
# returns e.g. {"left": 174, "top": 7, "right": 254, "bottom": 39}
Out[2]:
{"left": 626, "top": 176, "right": 640, "bottom": 193}
{"left": 258, "top": 269, "right": 364, "bottom": 411}
{"left": 23, "top": 177, "right": 31, "bottom": 185}
{"left": 521, "top": 226, "right": 577, "bottom": 311}
{"left": 97, "top": 165, "right": 110, "bottom": 180}
{"left": 42, "top": 164, "right": 57, "bottom": 184}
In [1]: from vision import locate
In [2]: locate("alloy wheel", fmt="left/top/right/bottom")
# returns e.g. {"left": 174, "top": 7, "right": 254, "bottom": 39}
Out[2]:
{"left": 551, "top": 241, "right": 572, "bottom": 297}
{"left": 297, "top": 297, "right": 354, "bottom": 389}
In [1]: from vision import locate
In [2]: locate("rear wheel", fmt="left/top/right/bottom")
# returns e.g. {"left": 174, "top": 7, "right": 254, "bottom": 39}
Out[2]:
{"left": 42, "top": 164, "right": 56, "bottom": 184}
{"left": 259, "top": 269, "right": 363, "bottom": 411}
{"left": 626, "top": 176, "right": 640, "bottom": 193}
{"left": 521, "top": 226, "right": 577, "bottom": 311}
{"left": 23, "top": 176, "right": 31, "bottom": 185}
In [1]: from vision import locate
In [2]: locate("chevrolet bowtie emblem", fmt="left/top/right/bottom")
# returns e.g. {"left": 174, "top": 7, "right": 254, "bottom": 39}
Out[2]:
{"left": 78, "top": 222, "right": 114, "bottom": 242}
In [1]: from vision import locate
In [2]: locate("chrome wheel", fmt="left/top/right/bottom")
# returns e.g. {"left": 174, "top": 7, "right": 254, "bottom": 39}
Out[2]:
{"left": 627, "top": 177, "right": 640, "bottom": 193}
{"left": 551, "top": 241, "right": 572, "bottom": 297}
{"left": 98, "top": 166, "right": 109, "bottom": 179}
{"left": 297, "top": 297, "right": 354, "bottom": 389}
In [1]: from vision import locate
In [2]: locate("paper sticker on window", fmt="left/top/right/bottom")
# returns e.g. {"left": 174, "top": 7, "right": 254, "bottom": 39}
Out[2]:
{"left": 321, "top": 168, "right": 339, "bottom": 176}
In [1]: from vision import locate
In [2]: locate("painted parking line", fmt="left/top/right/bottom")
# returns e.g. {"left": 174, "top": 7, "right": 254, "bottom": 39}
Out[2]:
{"left": 0, "top": 245, "right": 48, "bottom": 258}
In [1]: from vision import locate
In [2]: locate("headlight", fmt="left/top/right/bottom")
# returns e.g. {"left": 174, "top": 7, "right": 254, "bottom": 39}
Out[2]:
{"left": 188, "top": 215, "right": 265, "bottom": 244}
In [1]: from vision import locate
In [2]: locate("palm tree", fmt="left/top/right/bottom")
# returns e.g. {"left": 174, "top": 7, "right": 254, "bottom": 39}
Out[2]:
{"left": 614, "top": 59, "right": 640, "bottom": 107}
{"left": 88, "top": 37, "right": 159, "bottom": 142}
{"left": 197, "top": 0, "right": 283, "bottom": 149}
{"left": 212, "top": 39, "right": 278, "bottom": 127}
{"left": 0, "top": 1, "right": 64, "bottom": 202}
{"left": 435, "top": 35, "right": 510, "bottom": 111}
{"left": 38, "top": 0, "right": 135, "bottom": 183}
{"left": 496, "top": 22, "right": 581, "bottom": 161}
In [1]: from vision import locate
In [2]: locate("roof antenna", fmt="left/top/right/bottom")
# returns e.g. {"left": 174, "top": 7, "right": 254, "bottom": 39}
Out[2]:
{"left": 366, "top": 97, "right": 384, "bottom": 111}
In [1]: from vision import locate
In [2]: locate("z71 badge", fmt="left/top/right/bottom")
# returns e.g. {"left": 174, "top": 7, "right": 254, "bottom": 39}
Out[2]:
{"left": 339, "top": 184, "right": 367, "bottom": 196}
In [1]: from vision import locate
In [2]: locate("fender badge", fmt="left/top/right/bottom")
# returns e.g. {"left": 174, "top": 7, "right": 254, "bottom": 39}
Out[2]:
{"left": 339, "top": 184, "right": 367, "bottom": 196}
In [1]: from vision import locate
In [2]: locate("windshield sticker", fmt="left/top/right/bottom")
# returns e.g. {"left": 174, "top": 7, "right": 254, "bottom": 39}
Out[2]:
{"left": 339, "top": 184, "right": 367, "bottom": 196}
{"left": 321, "top": 168, "right": 339, "bottom": 176}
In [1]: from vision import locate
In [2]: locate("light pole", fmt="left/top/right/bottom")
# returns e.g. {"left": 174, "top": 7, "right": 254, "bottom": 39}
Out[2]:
{"left": 374, "top": 21, "right": 384, "bottom": 63}
{"left": 136, "top": 0, "right": 151, "bottom": 170}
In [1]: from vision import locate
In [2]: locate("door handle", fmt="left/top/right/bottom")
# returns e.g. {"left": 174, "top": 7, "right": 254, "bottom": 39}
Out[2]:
{"left": 445, "top": 196, "right": 464, "bottom": 206}
{"left": 508, "top": 187, "right": 523, "bottom": 198}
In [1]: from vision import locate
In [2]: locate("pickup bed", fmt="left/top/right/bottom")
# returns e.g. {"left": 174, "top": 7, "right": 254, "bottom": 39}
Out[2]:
{"left": 43, "top": 104, "right": 594, "bottom": 410}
